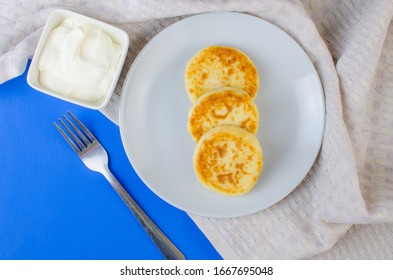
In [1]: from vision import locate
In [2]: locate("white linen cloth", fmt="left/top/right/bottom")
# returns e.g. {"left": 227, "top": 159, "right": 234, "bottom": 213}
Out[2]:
{"left": 1, "top": 0, "right": 392, "bottom": 259}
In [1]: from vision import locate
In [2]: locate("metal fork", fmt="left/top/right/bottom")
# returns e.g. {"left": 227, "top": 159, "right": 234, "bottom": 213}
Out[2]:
{"left": 54, "top": 112, "right": 185, "bottom": 260}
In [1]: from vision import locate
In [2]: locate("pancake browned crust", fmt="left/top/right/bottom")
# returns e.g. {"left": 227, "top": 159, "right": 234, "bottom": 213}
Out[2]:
{"left": 185, "top": 46, "right": 259, "bottom": 102}
{"left": 193, "top": 126, "right": 263, "bottom": 196}
{"left": 188, "top": 87, "right": 259, "bottom": 141}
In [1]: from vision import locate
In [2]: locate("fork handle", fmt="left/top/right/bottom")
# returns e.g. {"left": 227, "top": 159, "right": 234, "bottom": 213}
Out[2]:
{"left": 101, "top": 167, "right": 185, "bottom": 260}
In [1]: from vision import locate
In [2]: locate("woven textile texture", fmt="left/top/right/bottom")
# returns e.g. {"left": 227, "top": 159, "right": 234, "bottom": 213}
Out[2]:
{"left": 1, "top": 0, "right": 392, "bottom": 259}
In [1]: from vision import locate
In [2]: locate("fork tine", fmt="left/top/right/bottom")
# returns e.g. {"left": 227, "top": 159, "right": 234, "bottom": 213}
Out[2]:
{"left": 63, "top": 114, "right": 90, "bottom": 145}
{"left": 53, "top": 122, "right": 81, "bottom": 153}
{"left": 68, "top": 111, "right": 97, "bottom": 141}
{"left": 58, "top": 118, "right": 85, "bottom": 150}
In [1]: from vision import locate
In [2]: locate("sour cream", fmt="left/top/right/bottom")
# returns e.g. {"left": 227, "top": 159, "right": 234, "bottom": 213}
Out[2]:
{"left": 38, "top": 18, "right": 121, "bottom": 103}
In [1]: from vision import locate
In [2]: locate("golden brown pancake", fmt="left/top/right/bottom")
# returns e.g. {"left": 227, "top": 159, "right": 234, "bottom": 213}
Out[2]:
{"left": 193, "top": 126, "right": 263, "bottom": 196}
{"left": 188, "top": 87, "right": 259, "bottom": 141}
{"left": 185, "top": 46, "right": 259, "bottom": 102}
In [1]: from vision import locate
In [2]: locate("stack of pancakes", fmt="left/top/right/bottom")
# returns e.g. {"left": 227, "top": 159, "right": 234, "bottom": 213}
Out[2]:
{"left": 185, "top": 46, "right": 263, "bottom": 196}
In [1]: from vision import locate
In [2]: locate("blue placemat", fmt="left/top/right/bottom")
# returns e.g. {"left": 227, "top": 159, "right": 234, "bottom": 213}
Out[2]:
{"left": 0, "top": 62, "right": 221, "bottom": 260}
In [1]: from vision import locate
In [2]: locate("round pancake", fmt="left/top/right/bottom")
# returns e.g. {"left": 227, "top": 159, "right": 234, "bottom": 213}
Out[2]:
{"left": 193, "top": 126, "right": 263, "bottom": 196}
{"left": 185, "top": 46, "right": 259, "bottom": 102}
{"left": 188, "top": 87, "right": 259, "bottom": 141}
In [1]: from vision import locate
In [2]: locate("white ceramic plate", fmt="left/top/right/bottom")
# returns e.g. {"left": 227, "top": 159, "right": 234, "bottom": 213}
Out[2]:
{"left": 119, "top": 12, "right": 325, "bottom": 218}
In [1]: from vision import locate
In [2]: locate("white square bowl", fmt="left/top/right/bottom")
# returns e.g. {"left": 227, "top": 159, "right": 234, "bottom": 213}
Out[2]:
{"left": 27, "top": 9, "right": 129, "bottom": 109}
